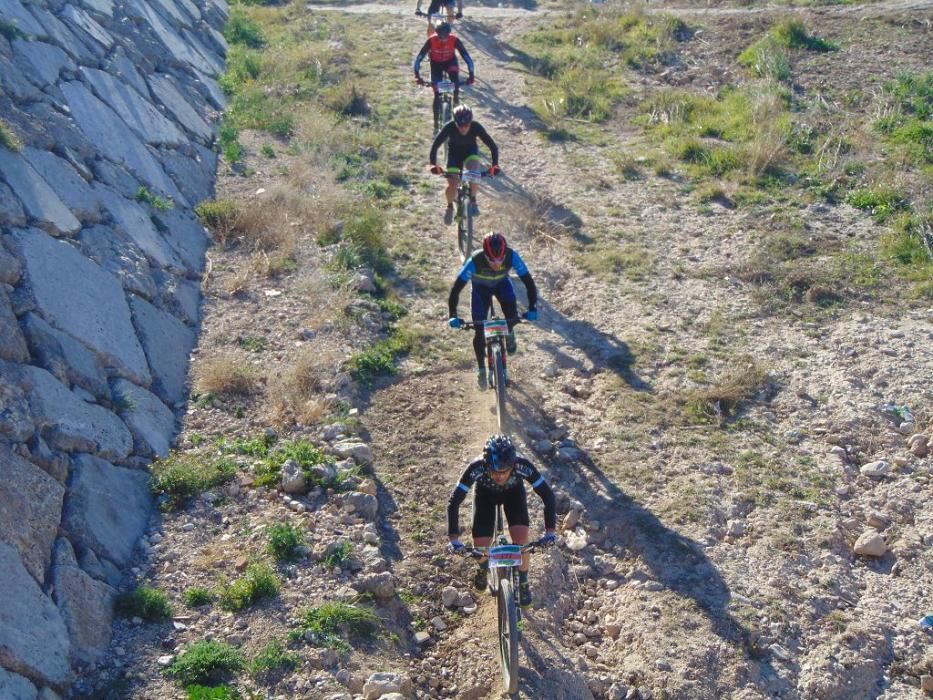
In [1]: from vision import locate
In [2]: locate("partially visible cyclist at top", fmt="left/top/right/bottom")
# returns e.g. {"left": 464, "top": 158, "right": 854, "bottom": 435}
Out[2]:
{"left": 448, "top": 232, "right": 537, "bottom": 390}
{"left": 448, "top": 434, "right": 557, "bottom": 607}
{"left": 430, "top": 104, "right": 499, "bottom": 226}
{"left": 415, "top": 0, "right": 462, "bottom": 37}
{"left": 414, "top": 22, "right": 475, "bottom": 129}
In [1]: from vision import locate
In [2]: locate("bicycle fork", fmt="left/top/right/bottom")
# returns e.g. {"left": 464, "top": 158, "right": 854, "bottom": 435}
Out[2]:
{"left": 485, "top": 339, "right": 507, "bottom": 387}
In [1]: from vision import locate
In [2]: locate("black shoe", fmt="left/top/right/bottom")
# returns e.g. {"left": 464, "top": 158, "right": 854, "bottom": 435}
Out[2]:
{"left": 518, "top": 581, "right": 532, "bottom": 607}
{"left": 473, "top": 565, "right": 488, "bottom": 589}
{"left": 444, "top": 206, "right": 454, "bottom": 226}
{"left": 506, "top": 332, "right": 517, "bottom": 354}
{"left": 455, "top": 11, "right": 463, "bottom": 18}
{"left": 476, "top": 370, "right": 487, "bottom": 391}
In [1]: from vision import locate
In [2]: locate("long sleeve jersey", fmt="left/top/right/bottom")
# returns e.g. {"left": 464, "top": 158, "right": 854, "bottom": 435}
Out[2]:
{"left": 448, "top": 248, "right": 538, "bottom": 317}
{"left": 429, "top": 120, "right": 498, "bottom": 166}
{"left": 413, "top": 35, "right": 475, "bottom": 79}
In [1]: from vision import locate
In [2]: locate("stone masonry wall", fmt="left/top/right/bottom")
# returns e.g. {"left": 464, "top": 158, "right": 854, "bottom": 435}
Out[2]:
{"left": 0, "top": 0, "right": 226, "bottom": 695}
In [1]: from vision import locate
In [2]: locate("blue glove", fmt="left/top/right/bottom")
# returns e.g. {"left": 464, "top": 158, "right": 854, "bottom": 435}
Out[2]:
{"left": 525, "top": 310, "right": 538, "bottom": 322}
{"left": 449, "top": 539, "right": 465, "bottom": 553}
{"left": 448, "top": 317, "right": 462, "bottom": 329}
{"left": 542, "top": 532, "right": 556, "bottom": 546}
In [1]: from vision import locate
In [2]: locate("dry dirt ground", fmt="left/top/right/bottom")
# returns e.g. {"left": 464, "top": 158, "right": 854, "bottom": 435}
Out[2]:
{"left": 76, "top": 1, "right": 931, "bottom": 699}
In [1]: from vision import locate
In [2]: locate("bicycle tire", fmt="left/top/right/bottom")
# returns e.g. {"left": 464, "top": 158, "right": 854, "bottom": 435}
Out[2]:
{"left": 493, "top": 345, "right": 507, "bottom": 432}
{"left": 497, "top": 577, "right": 521, "bottom": 694}
{"left": 442, "top": 97, "right": 452, "bottom": 163}
{"left": 457, "top": 188, "right": 469, "bottom": 261}
{"left": 464, "top": 190, "right": 474, "bottom": 259}
{"left": 486, "top": 505, "right": 505, "bottom": 596}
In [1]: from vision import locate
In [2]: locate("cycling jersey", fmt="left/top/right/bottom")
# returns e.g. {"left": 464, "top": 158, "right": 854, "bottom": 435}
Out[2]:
{"left": 414, "top": 35, "right": 474, "bottom": 80}
{"left": 447, "top": 456, "right": 557, "bottom": 536}
{"left": 448, "top": 247, "right": 537, "bottom": 314}
{"left": 430, "top": 121, "right": 498, "bottom": 168}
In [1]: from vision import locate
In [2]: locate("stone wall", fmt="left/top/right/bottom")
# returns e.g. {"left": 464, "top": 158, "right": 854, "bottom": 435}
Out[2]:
{"left": 0, "top": 0, "right": 226, "bottom": 695}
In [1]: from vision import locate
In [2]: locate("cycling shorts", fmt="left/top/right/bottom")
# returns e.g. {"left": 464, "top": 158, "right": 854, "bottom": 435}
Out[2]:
{"left": 428, "top": 0, "right": 455, "bottom": 13}
{"left": 471, "top": 482, "right": 530, "bottom": 538}
{"left": 430, "top": 59, "right": 460, "bottom": 85}
{"left": 447, "top": 143, "right": 479, "bottom": 170}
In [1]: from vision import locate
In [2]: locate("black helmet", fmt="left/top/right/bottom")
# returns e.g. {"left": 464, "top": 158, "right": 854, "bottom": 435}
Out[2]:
{"left": 484, "top": 434, "right": 517, "bottom": 472}
{"left": 453, "top": 104, "right": 473, "bottom": 126}
{"left": 482, "top": 232, "right": 507, "bottom": 264}
{"left": 435, "top": 21, "right": 452, "bottom": 38}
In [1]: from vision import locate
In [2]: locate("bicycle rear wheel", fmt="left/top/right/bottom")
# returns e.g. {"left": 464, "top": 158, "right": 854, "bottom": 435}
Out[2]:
{"left": 497, "top": 577, "right": 521, "bottom": 694}
{"left": 457, "top": 190, "right": 469, "bottom": 261}
{"left": 442, "top": 97, "right": 452, "bottom": 163}
{"left": 492, "top": 345, "right": 507, "bottom": 432}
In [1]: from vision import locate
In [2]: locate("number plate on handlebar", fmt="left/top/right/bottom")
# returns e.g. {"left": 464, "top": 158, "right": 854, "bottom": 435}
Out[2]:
{"left": 436, "top": 80, "right": 456, "bottom": 94}
{"left": 461, "top": 170, "right": 484, "bottom": 183}
{"left": 483, "top": 318, "right": 509, "bottom": 340}
{"left": 488, "top": 544, "right": 522, "bottom": 568}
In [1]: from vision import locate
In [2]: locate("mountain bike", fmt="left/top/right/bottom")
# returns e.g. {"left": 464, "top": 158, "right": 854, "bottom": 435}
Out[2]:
{"left": 455, "top": 518, "right": 551, "bottom": 693}
{"left": 423, "top": 79, "right": 459, "bottom": 164}
{"left": 437, "top": 165, "right": 492, "bottom": 261}
{"left": 458, "top": 315, "right": 524, "bottom": 431}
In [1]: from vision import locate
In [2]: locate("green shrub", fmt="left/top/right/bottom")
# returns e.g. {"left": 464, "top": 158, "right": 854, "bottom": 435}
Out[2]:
{"left": 135, "top": 186, "right": 173, "bottom": 211}
{"left": 248, "top": 641, "right": 299, "bottom": 679}
{"left": 220, "top": 46, "right": 263, "bottom": 94}
{"left": 184, "top": 587, "right": 214, "bottom": 608}
{"left": 187, "top": 686, "right": 240, "bottom": 700}
{"left": 267, "top": 522, "right": 305, "bottom": 562}
{"left": 298, "top": 601, "right": 380, "bottom": 651}
{"left": 323, "top": 540, "right": 354, "bottom": 569}
{"left": 0, "top": 119, "right": 23, "bottom": 151}
{"left": 224, "top": 9, "right": 266, "bottom": 48}
{"left": 349, "top": 329, "right": 413, "bottom": 384}
{"left": 738, "top": 36, "right": 790, "bottom": 82}
{"left": 771, "top": 19, "right": 838, "bottom": 52}
{"left": 115, "top": 585, "right": 172, "bottom": 622}
{"left": 166, "top": 641, "right": 245, "bottom": 686}
{"left": 845, "top": 188, "right": 909, "bottom": 223}
{"left": 151, "top": 453, "right": 237, "bottom": 510}
{"left": 219, "top": 563, "right": 280, "bottom": 611}
{"left": 331, "top": 208, "right": 392, "bottom": 274}
{"left": 0, "top": 19, "right": 29, "bottom": 41}
{"left": 219, "top": 435, "right": 329, "bottom": 487}
{"left": 195, "top": 199, "right": 240, "bottom": 233}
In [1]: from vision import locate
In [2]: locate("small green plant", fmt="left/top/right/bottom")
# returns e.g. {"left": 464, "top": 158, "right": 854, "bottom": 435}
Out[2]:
{"left": 220, "top": 121, "right": 244, "bottom": 163}
{"left": 349, "top": 329, "right": 413, "bottom": 384}
{"left": 323, "top": 540, "right": 354, "bottom": 569}
{"left": 187, "top": 686, "right": 241, "bottom": 700}
{"left": 219, "top": 563, "right": 280, "bottom": 611}
{"left": 248, "top": 641, "right": 299, "bottom": 679}
{"left": 115, "top": 585, "right": 173, "bottom": 622}
{"left": 738, "top": 36, "right": 790, "bottom": 82}
{"left": 219, "top": 435, "right": 328, "bottom": 487}
{"left": 325, "top": 207, "right": 392, "bottom": 274}
{"left": 238, "top": 335, "right": 267, "bottom": 352}
{"left": 845, "top": 188, "right": 908, "bottom": 223}
{"left": 770, "top": 19, "right": 837, "bottom": 52}
{"left": 224, "top": 9, "right": 266, "bottom": 48}
{"left": 135, "top": 186, "right": 173, "bottom": 211}
{"left": 260, "top": 143, "right": 276, "bottom": 158}
{"left": 299, "top": 601, "right": 381, "bottom": 652}
{"left": 195, "top": 199, "right": 240, "bottom": 237}
{"left": 151, "top": 453, "right": 237, "bottom": 510}
{"left": 0, "top": 119, "right": 23, "bottom": 151}
{"left": 325, "top": 83, "right": 371, "bottom": 116}
{"left": 267, "top": 522, "right": 305, "bottom": 562}
{"left": 0, "top": 19, "right": 29, "bottom": 41}
{"left": 184, "top": 587, "right": 214, "bottom": 608}
{"left": 166, "top": 641, "right": 245, "bottom": 686}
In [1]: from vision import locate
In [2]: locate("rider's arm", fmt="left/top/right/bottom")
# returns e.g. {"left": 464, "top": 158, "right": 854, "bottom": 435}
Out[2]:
{"left": 516, "top": 459, "right": 557, "bottom": 531}
{"left": 472, "top": 123, "right": 498, "bottom": 166}
{"left": 510, "top": 251, "right": 538, "bottom": 311}
{"left": 447, "top": 462, "right": 481, "bottom": 536}
{"left": 430, "top": 122, "right": 454, "bottom": 165}
{"left": 447, "top": 259, "right": 476, "bottom": 317}
{"left": 414, "top": 40, "right": 431, "bottom": 79}
{"left": 455, "top": 38, "right": 475, "bottom": 78}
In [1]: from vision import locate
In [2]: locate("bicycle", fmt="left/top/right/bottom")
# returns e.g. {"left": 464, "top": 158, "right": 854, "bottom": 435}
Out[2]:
{"left": 454, "top": 514, "right": 552, "bottom": 694}
{"left": 457, "top": 314, "right": 525, "bottom": 431}
{"left": 422, "top": 79, "right": 460, "bottom": 162}
{"left": 436, "top": 165, "right": 492, "bottom": 261}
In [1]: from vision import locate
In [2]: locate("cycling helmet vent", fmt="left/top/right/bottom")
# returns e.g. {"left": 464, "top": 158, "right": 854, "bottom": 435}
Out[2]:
{"left": 484, "top": 434, "right": 517, "bottom": 472}
{"left": 482, "top": 232, "right": 507, "bottom": 264}
{"left": 453, "top": 104, "right": 473, "bottom": 126}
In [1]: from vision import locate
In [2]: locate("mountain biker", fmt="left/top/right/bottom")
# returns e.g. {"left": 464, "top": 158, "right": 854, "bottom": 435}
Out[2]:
{"left": 447, "top": 232, "right": 537, "bottom": 390}
{"left": 430, "top": 104, "right": 499, "bottom": 226}
{"left": 415, "top": 0, "right": 462, "bottom": 36}
{"left": 414, "top": 22, "right": 475, "bottom": 131}
{"left": 448, "top": 434, "right": 557, "bottom": 607}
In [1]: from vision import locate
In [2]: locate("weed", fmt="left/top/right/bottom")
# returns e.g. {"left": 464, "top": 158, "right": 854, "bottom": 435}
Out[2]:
{"left": 323, "top": 540, "right": 353, "bottom": 568}
{"left": 349, "top": 329, "right": 413, "bottom": 384}
{"left": 165, "top": 641, "right": 245, "bottom": 686}
{"left": 771, "top": 19, "right": 838, "bottom": 53}
{"left": 738, "top": 36, "right": 790, "bottom": 82}
{"left": 195, "top": 199, "right": 240, "bottom": 242}
{"left": 187, "top": 686, "right": 241, "bottom": 700}
{"left": 845, "top": 187, "right": 908, "bottom": 223}
{"left": 184, "top": 587, "right": 214, "bottom": 608}
{"left": 224, "top": 8, "right": 266, "bottom": 48}
{"left": 685, "top": 359, "right": 770, "bottom": 424}
{"left": 0, "top": 19, "right": 29, "bottom": 41}
{"left": 325, "top": 207, "right": 392, "bottom": 274}
{"left": 135, "top": 186, "right": 173, "bottom": 211}
{"left": 248, "top": 641, "right": 299, "bottom": 679}
{"left": 267, "top": 522, "right": 305, "bottom": 562}
{"left": 299, "top": 601, "right": 380, "bottom": 651}
{"left": 151, "top": 453, "right": 237, "bottom": 510}
{"left": 115, "top": 585, "right": 172, "bottom": 622}
{"left": 579, "top": 244, "right": 653, "bottom": 281}
{"left": 218, "top": 563, "right": 280, "bottom": 611}
{"left": 261, "top": 143, "right": 276, "bottom": 158}
{"left": 325, "top": 83, "right": 371, "bottom": 116}
{"left": 195, "top": 357, "right": 261, "bottom": 396}
{"left": 238, "top": 336, "right": 267, "bottom": 352}
{"left": 0, "top": 119, "right": 23, "bottom": 151}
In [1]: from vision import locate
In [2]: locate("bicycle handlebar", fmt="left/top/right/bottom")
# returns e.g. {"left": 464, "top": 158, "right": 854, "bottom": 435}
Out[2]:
{"left": 454, "top": 316, "right": 529, "bottom": 330}
{"left": 450, "top": 535, "right": 556, "bottom": 558}
{"left": 432, "top": 167, "right": 496, "bottom": 179}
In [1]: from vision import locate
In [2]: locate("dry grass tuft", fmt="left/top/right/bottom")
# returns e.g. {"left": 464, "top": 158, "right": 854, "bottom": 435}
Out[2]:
{"left": 196, "top": 356, "right": 261, "bottom": 396}
{"left": 509, "top": 193, "right": 583, "bottom": 246}
{"left": 685, "top": 359, "right": 770, "bottom": 424}
{"left": 266, "top": 347, "right": 341, "bottom": 428}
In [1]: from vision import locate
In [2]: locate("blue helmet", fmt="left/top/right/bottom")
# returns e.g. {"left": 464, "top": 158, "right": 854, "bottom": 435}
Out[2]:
{"left": 484, "top": 435, "right": 517, "bottom": 472}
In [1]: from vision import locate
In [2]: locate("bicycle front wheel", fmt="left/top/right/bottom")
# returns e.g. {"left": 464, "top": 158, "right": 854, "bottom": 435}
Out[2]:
{"left": 493, "top": 346, "right": 507, "bottom": 432}
{"left": 497, "top": 577, "right": 520, "bottom": 694}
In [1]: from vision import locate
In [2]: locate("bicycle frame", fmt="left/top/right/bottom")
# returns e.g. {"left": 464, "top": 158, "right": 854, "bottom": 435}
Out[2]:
{"left": 440, "top": 166, "right": 489, "bottom": 261}
{"left": 460, "top": 315, "right": 521, "bottom": 431}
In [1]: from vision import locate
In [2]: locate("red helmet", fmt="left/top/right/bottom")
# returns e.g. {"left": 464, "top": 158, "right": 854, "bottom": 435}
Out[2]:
{"left": 482, "top": 232, "right": 507, "bottom": 265}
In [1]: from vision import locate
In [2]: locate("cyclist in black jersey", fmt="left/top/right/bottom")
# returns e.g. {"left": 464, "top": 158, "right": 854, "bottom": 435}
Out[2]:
{"left": 448, "top": 434, "right": 557, "bottom": 607}
{"left": 430, "top": 104, "right": 499, "bottom": 226}
{"left": 415, "top": 0, "right": 462, "bottom": 37}
{"left": 448, "top": 232, "right": 538, "bottom": 390}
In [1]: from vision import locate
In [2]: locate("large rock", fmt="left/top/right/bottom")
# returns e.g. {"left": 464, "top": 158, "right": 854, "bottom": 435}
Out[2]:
{"left": 148, "top": 73, "right": 213, "bottom": 143}
{"left": 0, "top": 667, "right": 37, "bottom": 700}
{"left": 61, "top": 5, "right": 113, "bottom": 53}
{"left": 159, "top": 147, "right": 217, "bottom": 210}
{"left": 62, "top": 454, "right": 151, "bottom": 567}
{"left": 110, "top": 378, "right": 176, "bottom": 457}
{"left": 25, "top": 5, "right": 98, "bottom": 64}
{"left": 76, "top": 224, "right": 158, "bottom": 300}
{"left": 0, "top": 285, "right": 29, "bottom": 362}
{"left": 21, "top": 148, "right": 99, "bottom": 223}
{"left": 21, "top": 313, "right": 111, "bottom": 401}
{"left": 0, "top": 542, "right": 72, "bottom": 688}
{"left": 0, "top": 0, "right": 45, "bottom": 36}
{"left": 155, "top": 270, "right": 200, "bottom": 324}
{"left": 340, "top": 492, "right": 378, "bottom": 521}
{"left": 10, "top": 227, "right": 151, "bottom": 385}
{"left": 3, "top": 361, "right": 132, "bottom": 460}
{"left": 853, "top": 530, "right": 887, "bottom": 557}
{"left": 129, "top": 295, "right": 195, "bottom": 405}
{"left": 0, "top": 149, "right": 80, "bottom": 236}
{"left": 362, "top": 672, "right": 412, "bottom": 700}
{"left": 156, "top": 200, "right": 210, "bottom": 274}
{"left": 59, "top": 81, "right": 182, "bottom": 201}
{"left": 0, "top": 445, "right": 66, "bottom": 584}
{"left": 11, "top": 40, "right": 74, "bottom": 88}
{"left": 50, "top": 539, "right": 115, "bottom": 665}
{"left": 0, "top": 183, "right": 27, "bottom": 228}
{"left": 80, "top": 67, "right": 185, "bottom": 146}
{"left": 0, "top": 245, "right": 23, "bottom": 286}
{"left": 0, "top": 369, "right": 34, "bottom": 442}
{"left": 125, "top": 0, "right": 223, "bottom": 77}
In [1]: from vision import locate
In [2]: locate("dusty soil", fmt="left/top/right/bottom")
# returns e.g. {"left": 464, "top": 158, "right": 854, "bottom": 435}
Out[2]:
{"left": 75, "top": 1, "right": 931, "bottom": 699}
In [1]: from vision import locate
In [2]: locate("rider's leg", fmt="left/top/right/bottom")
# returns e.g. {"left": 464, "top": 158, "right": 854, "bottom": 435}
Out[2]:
{"left": 504, "top": 489, "right": 534, "bottom": 606}
{"left": 471, "top": 286, "right": 492, "bottom": 376}
{"left": 471, "top": 494, "right": 497, "bottom": 586}
{"left": 447, "top": 62, "right": 460, "bottom": 104}
{"left": 494, "top": 280, "right": 519, "bottom": 354}
{"left": 463, "top": 153, "right": 482, "bottom": 212}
